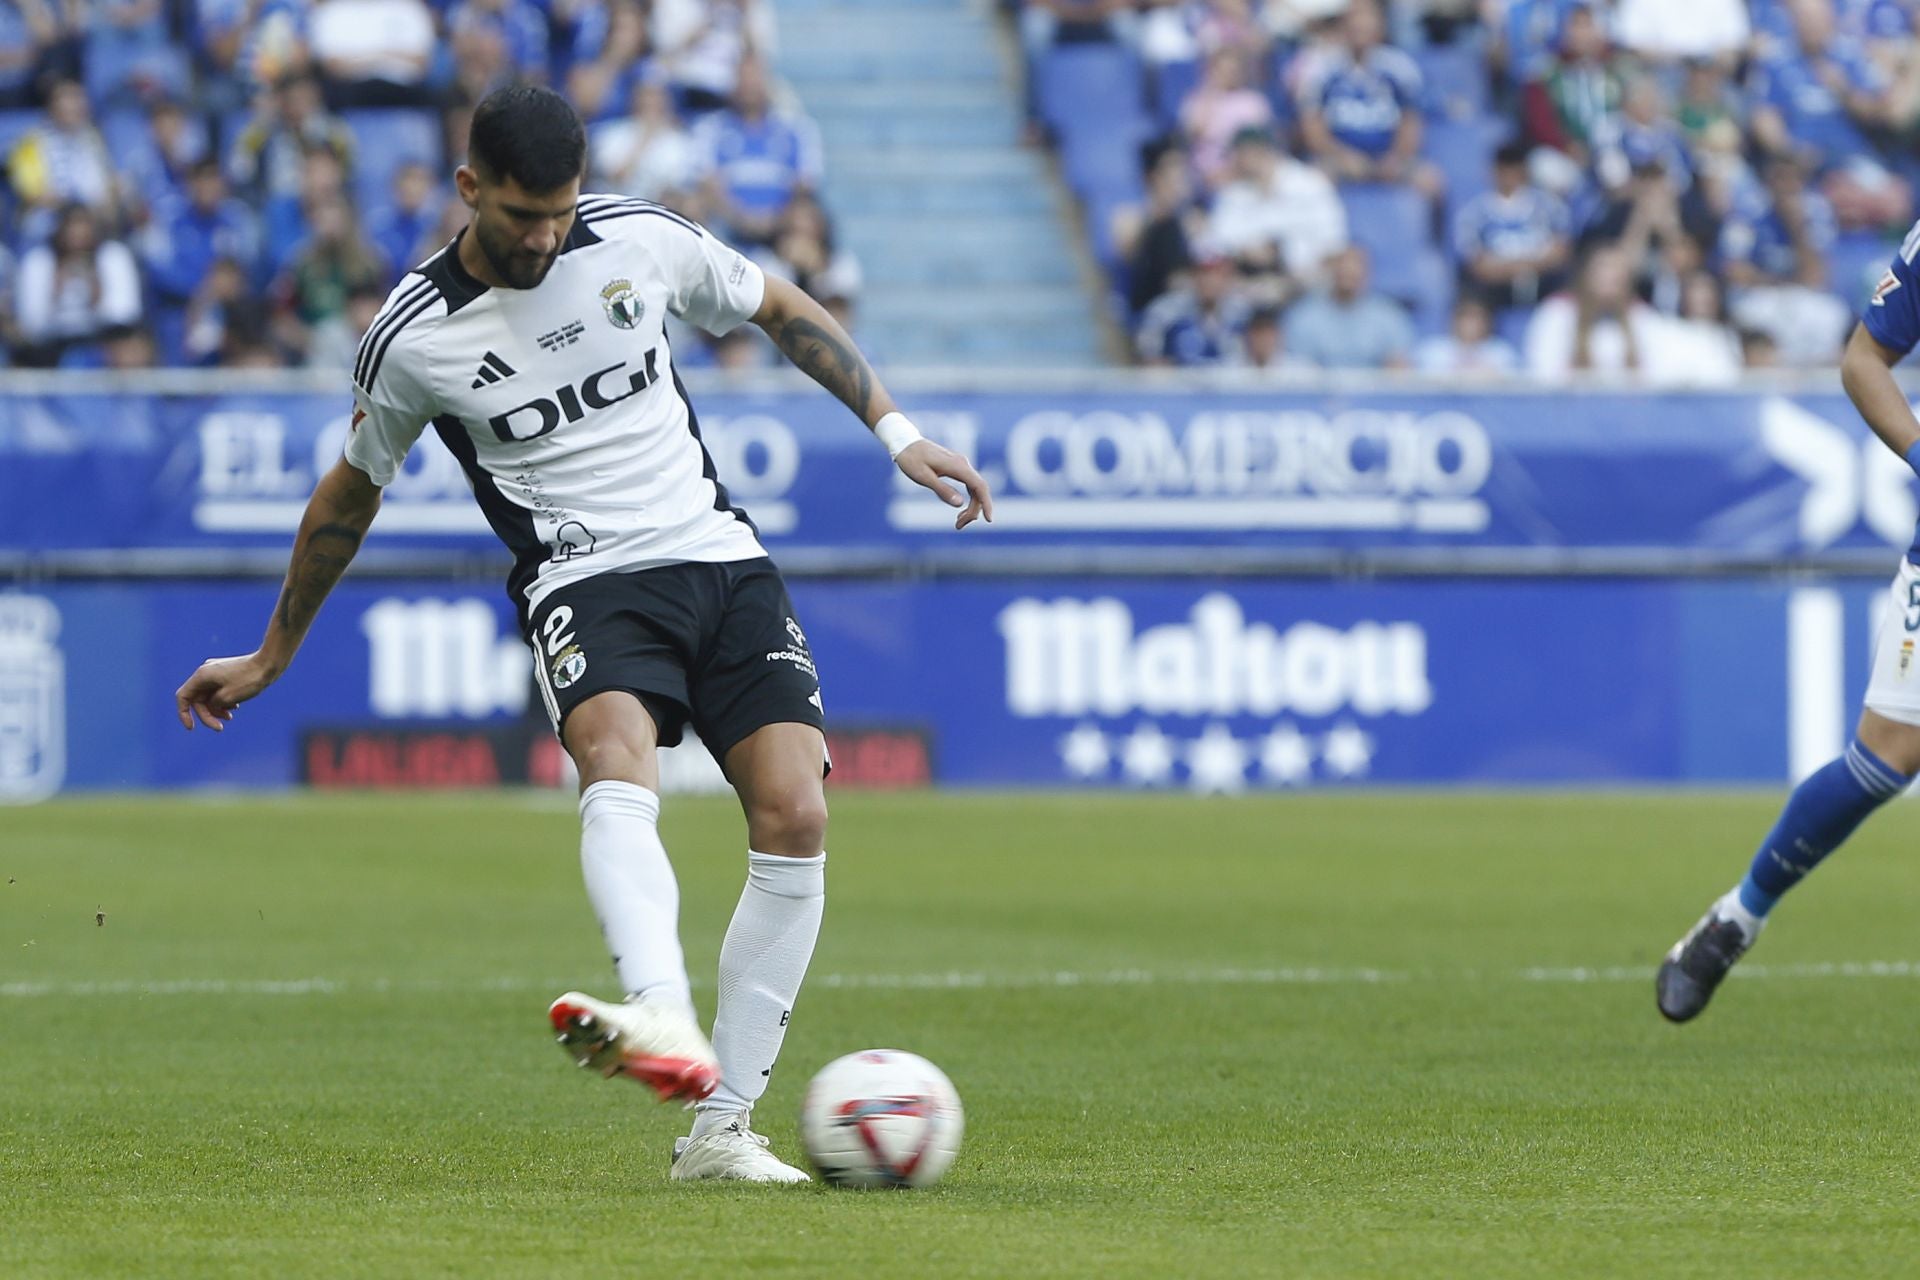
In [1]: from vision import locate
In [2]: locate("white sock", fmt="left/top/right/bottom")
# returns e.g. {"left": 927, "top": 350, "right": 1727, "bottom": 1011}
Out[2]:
{"left": 1714, "top": 887, "right": 1764, "bottom": 941}
{"left": 694, "top": 850, "right": 826, "bottom": 1134}
{"left": 577, "top": 780, "right": 693, "bottom": 1016}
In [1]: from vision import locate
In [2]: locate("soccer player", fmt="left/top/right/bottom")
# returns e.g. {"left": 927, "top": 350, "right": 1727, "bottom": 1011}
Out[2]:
{"left": 172, "top": 86, "right": 993, "bottom": 1180}
{"left": 1655, "top": 222, "right": 1920, "bottom": 1023}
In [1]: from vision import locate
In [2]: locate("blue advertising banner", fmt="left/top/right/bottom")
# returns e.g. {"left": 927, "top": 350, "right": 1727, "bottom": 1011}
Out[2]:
{"left": 3, "top": 384, "right": 1920, "bottom": 567}
{"left": 0, "top": 574, "right": 1892, "bottom": 800}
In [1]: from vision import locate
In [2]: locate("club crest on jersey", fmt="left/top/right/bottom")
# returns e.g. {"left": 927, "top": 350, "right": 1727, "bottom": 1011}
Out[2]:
{"left": 551, "top": 642, "right": 587, "bottom": 690}
{"left": 601, "top": 278, "right": 643, "bottom": 329}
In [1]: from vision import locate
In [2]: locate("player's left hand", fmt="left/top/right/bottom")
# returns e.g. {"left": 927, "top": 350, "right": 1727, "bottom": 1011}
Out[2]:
{"left": 895, "top": 439, "right": 994, "bottom": 530}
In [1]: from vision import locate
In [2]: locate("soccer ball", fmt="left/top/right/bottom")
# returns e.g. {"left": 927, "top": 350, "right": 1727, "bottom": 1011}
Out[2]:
{"left": 798, "top": 1049, "right": 964, "bottom": 1188}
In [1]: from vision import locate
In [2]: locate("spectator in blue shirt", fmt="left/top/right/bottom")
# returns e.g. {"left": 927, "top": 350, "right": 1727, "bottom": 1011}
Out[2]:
{"left": 1453, "top": 141, "right": 1572, "bottom": 310}
{"left": 1285, "top": 244, "right": 1415, "bottom": 368}
{"left": 229, "top": 72, "right": 358, "bottom": 205}
{"left": 1492, "top": 0, "right": 1585, "bottom": 90}
{"left": 0, "top": 0, "right": 57, "bottom": 110}
{"left": 195, "top": 0, "right": 310, "bottom": 113}
{"left": 118, "top": 96, "right": 212, "bottom": 223}
{"left": 1719, "top": 158, "right": 1835, "bottom": 287}
{"left": 83, "top": 0, "right": 190, "bottom": 110}
{"left": 1838, "top": 0, "right": 1912, "bottom": 42}
{"left": 7, "top": 79, "right": 122, "bottom": 238}
{"left": 1135, "top": 251, "right": 1252, "bottom": 367}
{"left": 695, "top": 53, "right": 824, "bottom": 246}
{"left": 1019, "top": 0, "right": 1138, "bottom": 57}
{"left": 365, "top": 160, "right": 443, "bottom": 278}
{"left": 142, "top": 158, "right": 260, "bottom": 311}
{"left": 1747, "top": 5, "right": 1888, "bottom": 172}
{"left": 1591, "top": 76, "right": 1692, "bottom": 196}
{"left": 1751, "top": 0, "right": 1913, "bottom": 232}
{"left": 1719, "top": 155, "right": 1852, "bottom": 365}
{"left": 563, "top": 0, "right": 647, "bottom": 122}
{"left": 1297, "top": 0, "right": 1438, "bottom": 196}
{"left": 261, "top": 142, "right": 350, "bottom": 282}
{"left": 449, "top": 0, "right": 551, "bottom": 82}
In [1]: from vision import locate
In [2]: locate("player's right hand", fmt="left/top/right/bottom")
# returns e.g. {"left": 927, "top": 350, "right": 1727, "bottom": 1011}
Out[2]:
{"left": 175, "top": 652, "right": 279, "bottom": 731}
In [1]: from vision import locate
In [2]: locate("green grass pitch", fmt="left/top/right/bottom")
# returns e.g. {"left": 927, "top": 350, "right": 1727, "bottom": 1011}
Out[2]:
{"left": 3, "top": 790, "right": 1918, "bottom": 1278}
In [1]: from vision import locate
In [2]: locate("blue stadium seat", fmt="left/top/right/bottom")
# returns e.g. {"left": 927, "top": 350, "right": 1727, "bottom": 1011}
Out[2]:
{"left": 1035, "top": 44, "right": 1146, "bottom": 142}
{"left": 1416, "top": 38, "right": 1491, "bottom": 121}
{"left": 1152, "top": 59, "right": 1201, "bottom": 134}
{"left": 99, "top": 108, "right": 151, "bottom": 158}
{"left": 1343, "top": 181, "right": 1432, "bottom": 263}
{"left": 1342, "top": 181, "right": 1447, "bottom": 324}
{"left": 1424, "top": 116, "right": 1507, "bottom": 228}
{"left": 342, "top": 108, "right": 443, "bottom": 213}
{"left": 0, "top": 109, "right": 39, "bottom": 161}
{"left": 1267, "top": 45, "right": 1301, "bottom": 128}
{"left": 1828, "top": 229, "right": 1893, "bottom": 306}
{"left": 1061, "top": 126, "right": 1148, "bottom": 203}
{"left": 1495, "top": 304, "right": 1532, "bottom": 350}
{"left": 1405, "top": 246, "right": 1454, "bottom": 336}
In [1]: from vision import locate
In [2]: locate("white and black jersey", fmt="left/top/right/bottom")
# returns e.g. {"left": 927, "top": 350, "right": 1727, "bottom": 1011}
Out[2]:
{"left": 346, "top": 195, "right": 770, "bottom": 620}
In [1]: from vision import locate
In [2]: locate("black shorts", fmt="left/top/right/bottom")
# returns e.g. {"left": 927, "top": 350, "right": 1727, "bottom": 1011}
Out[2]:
{"left": 525, "top": 557, "right": 825, "bottom": 765}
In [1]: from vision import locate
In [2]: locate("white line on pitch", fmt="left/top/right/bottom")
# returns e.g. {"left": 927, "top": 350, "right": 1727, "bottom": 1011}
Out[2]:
{"left": 2, "top": 961, "right": 1918, "bottom": 999}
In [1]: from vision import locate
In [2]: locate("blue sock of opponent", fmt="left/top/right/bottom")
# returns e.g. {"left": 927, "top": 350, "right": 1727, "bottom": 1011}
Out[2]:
{"left": 1737, "top": 739, "right": 1911, "bottom": 918}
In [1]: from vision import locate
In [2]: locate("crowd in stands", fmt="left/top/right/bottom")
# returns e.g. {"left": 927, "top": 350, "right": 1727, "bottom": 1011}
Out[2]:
{"left": 0, "top": 0, "right": 847, "bottom": 372}
{"left": 1023, "top": 0, "right": 1920, "bottom": 378}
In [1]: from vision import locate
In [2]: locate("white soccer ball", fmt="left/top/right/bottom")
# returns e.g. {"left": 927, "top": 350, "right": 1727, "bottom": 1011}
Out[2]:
{"left": 798, "top": 1049, "right": 965, "bottom": 1188}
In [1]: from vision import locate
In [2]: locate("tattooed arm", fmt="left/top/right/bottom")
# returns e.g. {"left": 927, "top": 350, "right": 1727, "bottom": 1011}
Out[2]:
{"left": 752, "top": 275, "right": 993, "bottom": 528}
{"left": 175, "top": 457, "right": 382, "bottom": 730}
{"left": 753, "top": 273, "right": 895, "bottom": 426}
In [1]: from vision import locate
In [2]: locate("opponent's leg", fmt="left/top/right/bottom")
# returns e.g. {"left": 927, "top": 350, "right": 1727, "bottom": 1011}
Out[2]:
{"left": 548, "top": 690, "right": 718, "bottom": 1102}
{"left": 674, "top": 721, "right": 827, "bottom": 1183}
{"left": 1657, "top": 710, "right": 1920, "bottom": 1023}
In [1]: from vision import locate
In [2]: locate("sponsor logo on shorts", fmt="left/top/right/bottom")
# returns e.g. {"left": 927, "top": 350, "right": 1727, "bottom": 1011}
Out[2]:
{"left": 766, "top": 615, "right": 817, "bottom": 680}
{"left": 551, "top": 643, "right": 587, "bottom": 690}
{"left": 1901, "top": 639, "right": 1913, "bottom": 678}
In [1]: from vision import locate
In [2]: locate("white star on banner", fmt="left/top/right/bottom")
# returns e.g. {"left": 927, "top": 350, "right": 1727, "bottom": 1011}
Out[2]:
{"left": 1258, "top": 723, "right": 1316, "bottom": 786}
{"left": 1322, "top": 722, "right": 1375, "bottom": 779}
{"left": 1059, "top": 724, "right": 1110, "bottom": 780}
{"left": 1186, "top": 724, "right": 1249, "bottom": 794}
{"left": 1120, "top": 724, "right": 1177, "bottom": 786}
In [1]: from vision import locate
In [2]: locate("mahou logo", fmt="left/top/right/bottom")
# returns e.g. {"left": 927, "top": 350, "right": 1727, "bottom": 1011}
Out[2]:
{"left": 996, "top": 593, "right": 1433, "bottom": 719}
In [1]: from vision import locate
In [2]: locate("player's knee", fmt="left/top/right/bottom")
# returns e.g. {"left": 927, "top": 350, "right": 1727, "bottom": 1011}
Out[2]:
{"left": 569, "top": 731, "right": 656, "bottom": 789}
{"left": 746, "top": 788, "right": 829, "bottom": 856}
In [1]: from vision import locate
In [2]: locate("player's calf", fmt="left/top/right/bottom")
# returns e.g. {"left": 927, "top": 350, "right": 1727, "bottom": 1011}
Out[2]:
{"left": 1657, "top": 733, "right": 1913, "bottom": 1023}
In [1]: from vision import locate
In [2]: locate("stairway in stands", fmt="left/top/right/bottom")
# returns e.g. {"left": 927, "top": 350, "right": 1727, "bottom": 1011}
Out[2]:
{"left": 776, "top": 0, "right": 1105, "bottom": 367}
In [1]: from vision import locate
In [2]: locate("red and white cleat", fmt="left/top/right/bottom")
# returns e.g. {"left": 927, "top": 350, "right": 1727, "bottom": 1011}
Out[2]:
{"left": 547, "top": 990, "right": 720, "bottom": 1104}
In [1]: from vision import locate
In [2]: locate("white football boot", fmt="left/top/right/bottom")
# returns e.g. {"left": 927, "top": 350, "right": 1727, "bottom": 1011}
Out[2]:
{"left": 671, "top": 1114, "right": 812, "bottom": 1184}
{"left": 547, "top": 990, "right": 719, "bottom": 1104}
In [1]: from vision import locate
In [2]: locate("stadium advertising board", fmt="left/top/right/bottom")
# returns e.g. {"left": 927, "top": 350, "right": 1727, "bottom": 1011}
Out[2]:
{"left": 3, "top": 387, "right": 1919, "bottom": 565}
{"left": 0, "top": 575, "right": 1886, "bottom": 799}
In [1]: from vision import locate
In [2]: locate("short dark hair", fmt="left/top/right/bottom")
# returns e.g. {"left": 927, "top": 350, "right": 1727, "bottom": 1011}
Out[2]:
{"left": 1494, "top": 140, "right": 1528, "bottom": 168}
{"left": 468, "top": 85, "right": 586, "bottom": 193}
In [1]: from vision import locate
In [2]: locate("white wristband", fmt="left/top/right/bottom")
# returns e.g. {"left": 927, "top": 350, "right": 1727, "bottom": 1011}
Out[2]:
{"left": 874, "top": 412, "right": 924, "bottom": 460}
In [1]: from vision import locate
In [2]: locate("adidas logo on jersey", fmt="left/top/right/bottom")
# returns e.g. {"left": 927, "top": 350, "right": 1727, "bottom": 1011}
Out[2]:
{"left": 471, "top": 351, "right": 518, "bottom": 389}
